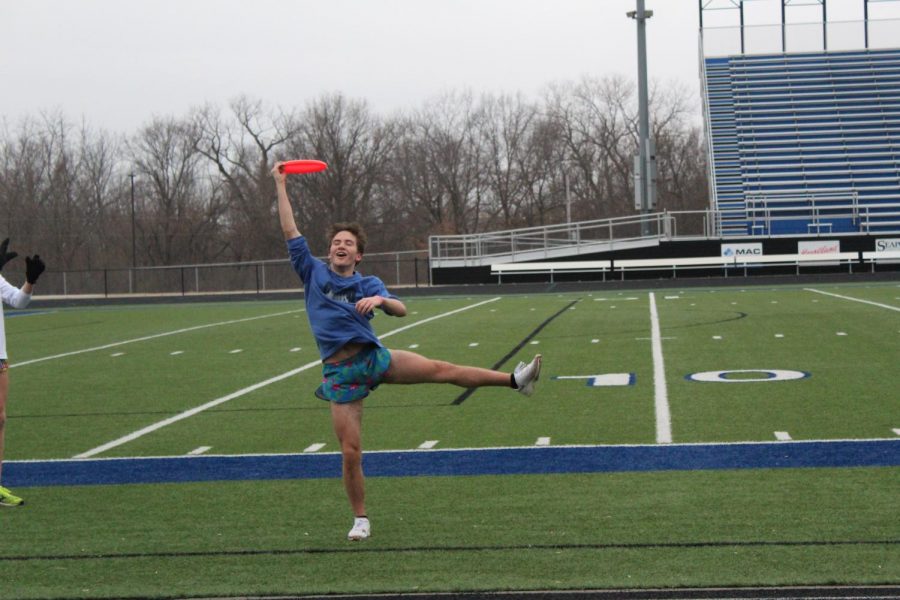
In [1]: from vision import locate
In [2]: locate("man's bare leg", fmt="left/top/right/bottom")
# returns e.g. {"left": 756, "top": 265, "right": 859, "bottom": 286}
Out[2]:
{"left": 330, "top": 400, "right": 366, "bottom": 516}
{"left": 383, "top": 349, "right": 511, "bottom": 387}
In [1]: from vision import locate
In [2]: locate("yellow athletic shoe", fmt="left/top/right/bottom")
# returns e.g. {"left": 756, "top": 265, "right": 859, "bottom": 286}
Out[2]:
{"left": 0, "top": 485, "right": 24, "bottom": 507}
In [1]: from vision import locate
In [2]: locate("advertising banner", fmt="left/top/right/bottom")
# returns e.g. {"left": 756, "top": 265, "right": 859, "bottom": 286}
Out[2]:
{"left": 721, "top": 243, "right": 763, "bottom": 258}
{"left": 798, "top": 240, "right": 841, "bottom": 255}
{"left": 875, "top": 238, "right": 900, "bottom": 252}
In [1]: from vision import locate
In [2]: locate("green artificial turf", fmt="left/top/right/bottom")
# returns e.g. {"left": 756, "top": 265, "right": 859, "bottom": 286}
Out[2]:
{"left": 1, "top": 283, "right": 898, "bottom": 598}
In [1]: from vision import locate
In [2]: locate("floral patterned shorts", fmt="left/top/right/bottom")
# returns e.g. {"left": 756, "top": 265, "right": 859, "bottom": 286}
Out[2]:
{"left": 314, "top": 346, "right": 391, "bottom": 404}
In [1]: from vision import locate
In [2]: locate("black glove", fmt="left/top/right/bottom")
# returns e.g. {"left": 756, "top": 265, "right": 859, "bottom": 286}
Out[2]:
{"left": 0, "top": 238, "right": 18, "bottom": 271}
{"left": 26, "top": 255, "right": 45, "bottom": 284}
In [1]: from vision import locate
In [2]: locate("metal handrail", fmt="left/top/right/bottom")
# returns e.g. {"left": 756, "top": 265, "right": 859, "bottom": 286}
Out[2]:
{"left": 429, "top": 202, "right": 900, "bottom": 262}
{"left": 430, "top": 213, "right": 670, "bottom": 260}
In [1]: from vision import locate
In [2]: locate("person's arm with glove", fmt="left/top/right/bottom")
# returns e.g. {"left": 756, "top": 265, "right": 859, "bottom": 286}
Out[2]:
{"left": 0, "top": 238, "right": 44, "bottom": 307}
{"left": 22, "top": 255, "right": 45, "bottom": 295}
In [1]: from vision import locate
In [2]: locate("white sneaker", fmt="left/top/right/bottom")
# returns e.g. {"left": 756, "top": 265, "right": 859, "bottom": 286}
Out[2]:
{"left": 347, "top": 517, "right": 370, "bottom": 541}
{"left": 513, "top": 354, "right": 542, "bottom": 396}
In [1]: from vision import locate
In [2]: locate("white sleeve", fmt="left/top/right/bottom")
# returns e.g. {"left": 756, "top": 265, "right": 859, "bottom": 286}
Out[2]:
{"left": 0, "top": 275, "right": 31, "bottom": 309}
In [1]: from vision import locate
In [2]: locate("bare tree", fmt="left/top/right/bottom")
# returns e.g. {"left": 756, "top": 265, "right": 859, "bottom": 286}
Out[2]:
{"left": 545, "top": 75, "right": 708, "bottom": 222}
{"left": 0, "top": 116, "right": 134, "bottom": 271}
{"left": 129, "top": 116, "right": 227, "bottom": 265}
{"left": 647, "top": 82, "right": 708, "bottom": 212}
{"left": 0, "top": 77, "right": 710, "bottom": 274}
{"left": 285, "top": 94, "right": 397, "bottom": 251}
{"left": 0, "top": 118, "right": 45, "bottom": 257}
{"left": 545, "top": 76, "right": 638, "bottom": 220}
{"left": 519, "top": 114, "right": 569, "bottom": 226}
{"left": 391, "top": 117, "right": 445, "bottom": 232}
{"left": 399, "top": 92, "right": 485, "bottom": 236}
{"left": 39, "top": 114, "right": 85, "bottom": 269}
{"left": 384, "top": 115, "right": 446, "bottom": 250}
{"left": 193, "top": 96, "right": 300, "bottom": 260}
{"left": 478, "top": 93, "right": 536, "bottom": 228}
{"left": 77, "top": 124, "right": 123, "bottom": 268}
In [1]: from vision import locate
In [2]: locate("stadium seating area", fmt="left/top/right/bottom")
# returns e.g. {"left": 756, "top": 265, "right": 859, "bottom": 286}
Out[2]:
{"left": 704, "top": 48, "right": 900, "bottom": 236}
{"left": 489, "top": 249, "right": 899, "bottom": 283}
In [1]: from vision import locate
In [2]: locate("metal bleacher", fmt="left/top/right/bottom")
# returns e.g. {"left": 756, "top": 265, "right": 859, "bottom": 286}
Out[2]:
{"left": 431, "top": 22, "right": 900, "bottom": 273}
{"left": 703, "top": 47, "right": 900, "bottom": 236}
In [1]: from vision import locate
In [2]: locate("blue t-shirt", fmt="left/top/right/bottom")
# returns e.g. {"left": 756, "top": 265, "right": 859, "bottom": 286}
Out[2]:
{"left": 287, "top": 235, "right": 398, "bottom": 360}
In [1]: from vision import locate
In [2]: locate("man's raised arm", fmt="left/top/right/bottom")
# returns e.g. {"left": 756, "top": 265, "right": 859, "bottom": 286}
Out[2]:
{"left": 272, "top": 162, "right": 301, "bottom": 240}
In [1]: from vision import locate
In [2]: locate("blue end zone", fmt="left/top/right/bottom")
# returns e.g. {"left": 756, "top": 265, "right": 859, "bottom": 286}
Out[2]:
{"left": 6, "top": 440, "right": 899, "bottom": 488}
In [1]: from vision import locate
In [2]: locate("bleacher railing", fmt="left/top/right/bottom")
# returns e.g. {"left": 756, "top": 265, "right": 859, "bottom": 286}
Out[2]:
{"left": 430, "top": 203, "right": 900, "bottom": 267}
{"left": 742, "top": 190, "right": 860, "bottom": 236}
{"left": 429, "top": 213, "right": 676, "bottom": 267}
{"left": 701, "top": 18, "right": 900, "bottom": 57}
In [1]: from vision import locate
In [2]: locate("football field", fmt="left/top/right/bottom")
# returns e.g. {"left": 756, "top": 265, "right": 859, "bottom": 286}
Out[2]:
{"left": 1, "top": 282, "right": 898, "bottom": 599}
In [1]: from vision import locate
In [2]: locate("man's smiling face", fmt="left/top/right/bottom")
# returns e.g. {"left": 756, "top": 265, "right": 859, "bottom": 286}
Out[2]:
{"left": 328, "top": 230, "right": 362, "bottom": 271}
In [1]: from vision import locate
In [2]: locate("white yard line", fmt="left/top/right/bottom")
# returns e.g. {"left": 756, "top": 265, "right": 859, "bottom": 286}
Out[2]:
{"left": 74, "top": 297, "right": 501, "bottom": 459}
{"left": 11, "top": 309, "right": 305, "bottom": 368}
{"left": 418, "top": 440, "right": 439, "bottom": 449}
{"left": 649, "top": 292, "right": 672, "bottom": 444}
{"left": 74, "top": 360, "right": 322, "bottom": 459}
{"left": 187, "top": 446, "right": 212, "bottom": 455}
{"left": 805, "top": 288, "right": 900, "bottom": 312}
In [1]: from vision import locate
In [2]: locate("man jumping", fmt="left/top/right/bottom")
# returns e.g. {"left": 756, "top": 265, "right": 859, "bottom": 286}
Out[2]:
{"left": 272, "top": 162, "right": 541, "bottom": 541}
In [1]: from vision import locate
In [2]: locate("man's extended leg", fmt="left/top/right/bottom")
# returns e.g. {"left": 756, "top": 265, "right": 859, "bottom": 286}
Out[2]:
{"left": 383, "top": 350, "right": 541, "bottom": 395}
{"left": 330, "top": 400, "right": 369, "bottom": 539}
{"left": 383, "top": 350, "right": 510, "bottom": 386}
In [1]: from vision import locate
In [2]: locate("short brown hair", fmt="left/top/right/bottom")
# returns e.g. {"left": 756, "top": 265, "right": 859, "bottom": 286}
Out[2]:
{"left": 327, "top": 222, "right": 367, "bottom": 255}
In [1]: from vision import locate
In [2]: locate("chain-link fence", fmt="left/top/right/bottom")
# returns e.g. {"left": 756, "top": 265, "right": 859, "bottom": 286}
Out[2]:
{"left": 8, "top": 251, "right": 429, "bottom": 298}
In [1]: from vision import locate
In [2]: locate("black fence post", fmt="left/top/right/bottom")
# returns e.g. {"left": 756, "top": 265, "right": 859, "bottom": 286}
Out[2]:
{"left": 414, "top": 257, "right": 419, "bottom": 288}
{"left": 256, "top": 264, "right": 260, "bottom": 294}
{"left": 180, "top": 267, "right": 186, "bottom": 296}
{"left": 104, "top": 269, "right": 109, "bottom": 298}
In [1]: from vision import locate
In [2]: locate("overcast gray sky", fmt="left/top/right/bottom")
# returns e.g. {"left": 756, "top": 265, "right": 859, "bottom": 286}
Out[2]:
{"left": 2, "top": 0, "right": 896, "bottom": 133}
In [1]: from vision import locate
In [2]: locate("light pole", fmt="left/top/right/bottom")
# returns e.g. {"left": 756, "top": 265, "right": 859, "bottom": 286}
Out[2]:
{"left": 564, "top": 168, "right": 574, "bottom": 241}
{"left": 628, "top": 0, "right": 657, "bottom": 236}
{"left": 129, "top": 173, "right": 136, "bottom": 269}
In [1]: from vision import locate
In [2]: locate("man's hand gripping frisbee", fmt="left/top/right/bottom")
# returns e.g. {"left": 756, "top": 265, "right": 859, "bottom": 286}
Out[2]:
{"left": 273, "top": 159, "right": 328, "bottom": 179}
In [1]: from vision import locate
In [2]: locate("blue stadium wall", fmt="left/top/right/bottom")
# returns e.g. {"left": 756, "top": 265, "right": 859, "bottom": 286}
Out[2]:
{"left": 704, "top": 48, "right": 900, "bottom": 235}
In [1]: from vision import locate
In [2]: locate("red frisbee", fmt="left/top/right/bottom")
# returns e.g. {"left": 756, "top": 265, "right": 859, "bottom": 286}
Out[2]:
{"left": 279, "top": 159, "right": 328, "bottom": 175}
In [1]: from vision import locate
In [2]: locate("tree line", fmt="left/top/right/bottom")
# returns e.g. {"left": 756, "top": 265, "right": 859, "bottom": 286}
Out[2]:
{"left": 0, "top": 75, "right": 708, "bottom": 273}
